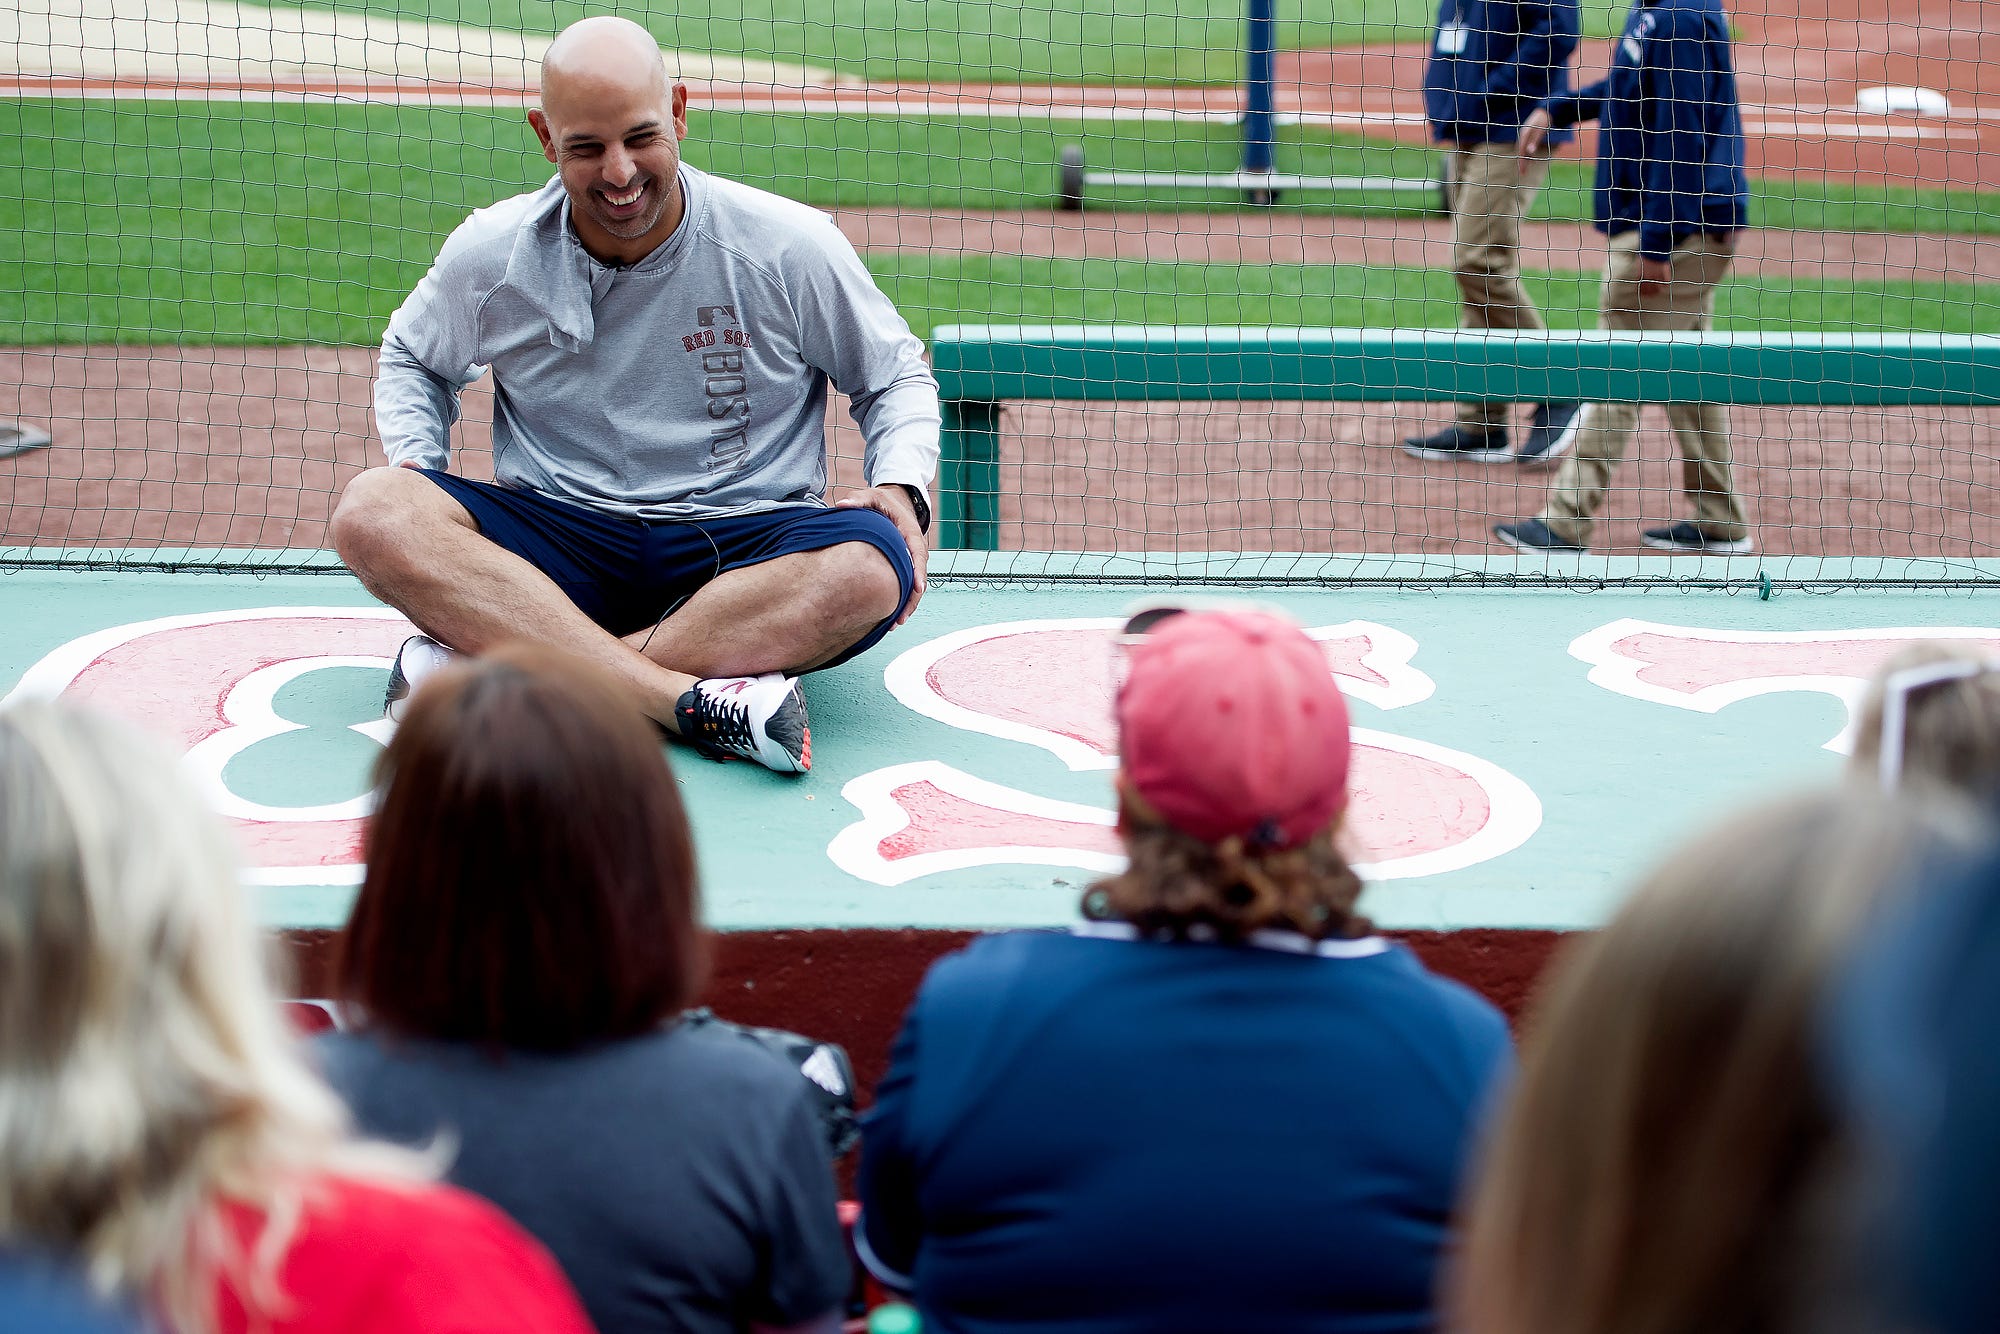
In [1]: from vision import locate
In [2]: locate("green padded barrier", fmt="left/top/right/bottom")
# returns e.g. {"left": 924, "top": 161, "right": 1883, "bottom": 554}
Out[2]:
{"left": 930, "top": 327, "right": 2000, "bottom": 549}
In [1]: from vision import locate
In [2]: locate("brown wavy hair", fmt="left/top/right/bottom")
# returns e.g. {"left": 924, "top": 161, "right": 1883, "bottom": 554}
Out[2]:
{"left": 1084, "top": 781, "right": 1369, "bottom": 941}
{"left": 338, "top": 642, "right": 706, "bottom": 1050}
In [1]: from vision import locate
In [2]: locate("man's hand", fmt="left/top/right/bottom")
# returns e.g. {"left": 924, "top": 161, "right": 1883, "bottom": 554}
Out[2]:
{"left": 1636, "top": 255, "right": 1673, "bottom": 296}
{"left": 835, "top": 485, "right": 928, "bottom": 626}
{"left": 1517, "top": 109, "right": 1554, "bottom": 170}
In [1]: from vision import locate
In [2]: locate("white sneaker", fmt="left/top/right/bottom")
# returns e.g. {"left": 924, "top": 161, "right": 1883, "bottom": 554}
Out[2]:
{"left": 384, "top": 634, "right": 458, "bottom": 721}
{"left": 675, "top": 674, "right": 811, "bottom": 773}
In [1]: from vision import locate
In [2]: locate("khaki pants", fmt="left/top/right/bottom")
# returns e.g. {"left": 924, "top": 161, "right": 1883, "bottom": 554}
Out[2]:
{"left": 1539, "top": 231, "right": 1748, "bottom": 546}
{"left": 1447, "top": 141, "right": 1551, "bottom": 430}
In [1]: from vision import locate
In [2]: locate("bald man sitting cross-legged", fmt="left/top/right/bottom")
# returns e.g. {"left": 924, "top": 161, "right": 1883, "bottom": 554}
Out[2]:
{"left": 333, "top": 15, "right": 939, "bottom": 773}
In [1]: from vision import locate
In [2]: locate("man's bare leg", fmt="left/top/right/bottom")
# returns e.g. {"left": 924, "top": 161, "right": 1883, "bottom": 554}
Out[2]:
{"left": 621, "top": 539, "right": 905, "bottom": 678}
{"left": 333, "top": 467, "right": 704, "bottom": 727}
{"left": 333, "top": 467, "right": 906, "bottom": 731}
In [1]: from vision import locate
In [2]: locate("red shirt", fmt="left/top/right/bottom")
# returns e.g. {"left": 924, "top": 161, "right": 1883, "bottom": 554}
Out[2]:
{"left": 213, "top": 1176, "right": 595, "bottom": 1334}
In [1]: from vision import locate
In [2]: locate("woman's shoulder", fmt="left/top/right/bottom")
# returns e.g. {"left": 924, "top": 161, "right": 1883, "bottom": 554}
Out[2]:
{"left": 914, "top": 929, "right": 1104, "bottom": 1001}
{"left": 306, "top": 1171, "right": 500, "bottom": 1222}
{"left": 939, "top": 926, "right": 1097, "bottom": 973}
{"left": 282, "top": 1174, "right": 553, "bottom": 1268}
{"left": 1363, "top": 946, "right": 1515, "bottom": 1078}
{"left": 318, "top": 1022, "right": 811, "bottom": 1114}
{"left": 221, "top": 1175, "right": 595, "bottom": 1334}
{"left": 655, "top": 1017, "right": 825, "bottom": 1096}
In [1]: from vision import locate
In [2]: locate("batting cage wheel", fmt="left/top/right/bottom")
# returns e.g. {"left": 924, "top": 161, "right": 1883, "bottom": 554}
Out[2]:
{"left": 1058, "top": 145, "right": 1085, "bottom": 211}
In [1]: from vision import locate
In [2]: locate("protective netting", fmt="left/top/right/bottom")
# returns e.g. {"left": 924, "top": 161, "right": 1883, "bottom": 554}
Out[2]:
{"left": 0, "top": 0, "right": 1994, "bottom": 583}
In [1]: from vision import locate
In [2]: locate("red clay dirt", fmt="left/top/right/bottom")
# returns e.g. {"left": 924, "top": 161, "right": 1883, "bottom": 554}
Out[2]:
{"left": 1284, "top": 0, "right": 2000, "bottom": 190}
{"left": 4, "top": 344, "right": 1993, "bottom": 560}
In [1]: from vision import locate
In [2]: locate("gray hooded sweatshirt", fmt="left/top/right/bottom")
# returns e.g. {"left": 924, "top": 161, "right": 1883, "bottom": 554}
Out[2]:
{"left": 374, "top": 165, "right": 940, "bottom": 521}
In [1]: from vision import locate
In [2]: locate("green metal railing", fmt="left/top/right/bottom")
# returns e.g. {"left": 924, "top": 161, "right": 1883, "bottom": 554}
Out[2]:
{"left": 930, "top": 327, "right": 2000, "bottom": 551}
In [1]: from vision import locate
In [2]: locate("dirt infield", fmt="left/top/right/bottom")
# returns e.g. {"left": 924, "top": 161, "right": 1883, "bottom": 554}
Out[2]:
{"left": 829, "top": 210, "right": 2000, "bottom": 282}
{"left": 5, "top": 343, "right": 1994, "bottom": 560}
{"left": 1289, "top": 0, "right": 2000, "bottom": 190}
{"left": 978, "top": 399, "right": 2000, "bottom": 558}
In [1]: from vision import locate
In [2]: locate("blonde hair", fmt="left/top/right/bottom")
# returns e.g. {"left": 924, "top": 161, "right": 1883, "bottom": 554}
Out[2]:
{"left": 1452, "top": 785, "right": 1987, "bottom": 1334}
{"left": 0, "top": 701, "right": 423, "bottom": 1333}
{"left": 1847, "top": 641, "right": 2000, "bottom": 796}
{"left": 1086, "top": 783, "right": 1369, "bottom": 941}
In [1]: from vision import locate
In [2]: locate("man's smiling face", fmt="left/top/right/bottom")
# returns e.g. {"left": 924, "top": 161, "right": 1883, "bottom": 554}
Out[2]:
{"left": 529, "top": 18, "right": 690, "bottom": 266}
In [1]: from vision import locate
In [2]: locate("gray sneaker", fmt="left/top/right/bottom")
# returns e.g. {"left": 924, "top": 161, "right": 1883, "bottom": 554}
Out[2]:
{"left": 1403, "top": 424, "right": 1512, "bottom": 463}
{"left": 1642, "top": 522, "right": 1755, "bottom": 555}
{"left": 1519, "top": 403, "right": 1584, "bottom": 467}
{"left": 1493, "top": 519, "right": 1586, "bottom": 553}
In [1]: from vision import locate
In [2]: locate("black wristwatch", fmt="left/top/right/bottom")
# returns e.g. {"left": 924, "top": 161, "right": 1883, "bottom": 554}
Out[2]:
{"left": 894, "top": 483, "right": 933, "bottom": 535}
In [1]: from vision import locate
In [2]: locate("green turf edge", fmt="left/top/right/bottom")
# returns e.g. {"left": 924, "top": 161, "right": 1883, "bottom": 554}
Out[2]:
{"left": 5, "top": 549, "right": 1996, "bottom": 588}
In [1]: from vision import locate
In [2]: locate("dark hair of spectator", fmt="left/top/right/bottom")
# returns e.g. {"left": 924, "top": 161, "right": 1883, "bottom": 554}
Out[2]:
{"left": 1085, "top": 783, "right": 1370, "bottom": 942}
{"left": 337, "top": 643, "right": 705, "bottom": 1049}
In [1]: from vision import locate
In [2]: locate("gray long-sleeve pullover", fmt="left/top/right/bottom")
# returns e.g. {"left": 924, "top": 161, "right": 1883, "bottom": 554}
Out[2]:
{"left": 374, "top": 165, "right": 940, "bottom": 521}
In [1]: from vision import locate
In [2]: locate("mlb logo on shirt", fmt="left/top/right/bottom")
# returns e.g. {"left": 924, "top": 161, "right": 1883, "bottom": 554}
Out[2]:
{"left": 1621, "top": 11, "right": 1655, "bottom": 62}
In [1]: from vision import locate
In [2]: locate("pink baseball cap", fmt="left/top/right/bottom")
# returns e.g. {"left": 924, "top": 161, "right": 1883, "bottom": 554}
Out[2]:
{"left": 1115, "top": 608, "right": 1352, "bottom": 851}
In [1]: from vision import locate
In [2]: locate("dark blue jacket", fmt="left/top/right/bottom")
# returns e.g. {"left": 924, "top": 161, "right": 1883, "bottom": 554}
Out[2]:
{"left": 858, "top": 927, "right": 1513, "bottom": 1334}
{"left": 1541, "top": 0, "right": 1749, "bottom": 258}
{"left": 1424, "top": 0, "right": 1580, "bottom": 145}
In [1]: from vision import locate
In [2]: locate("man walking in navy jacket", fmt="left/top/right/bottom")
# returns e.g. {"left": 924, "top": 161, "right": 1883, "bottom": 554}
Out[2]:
{"left": 1493, "top": 0, "right": 1753, "bottom": 555}
{"left": 1404, "top": 0, "right": 1581, "bottom": 466}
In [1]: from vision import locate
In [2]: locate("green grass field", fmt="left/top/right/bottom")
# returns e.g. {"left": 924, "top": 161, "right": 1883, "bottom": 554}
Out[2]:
{"left": 693, "top": 111, "right": 2000, "bottom": 235}
{"left": 13, "top": 101, "right": 1995, "bottom": 230}
{"left": 305, "top": 0, "right": 1633, "bottom": 85}
{"left": 3, "top": 100, "right": 1993, "bottom": 344}
{"left": 872, "top": 257, "right": 2000, "bottom": 340}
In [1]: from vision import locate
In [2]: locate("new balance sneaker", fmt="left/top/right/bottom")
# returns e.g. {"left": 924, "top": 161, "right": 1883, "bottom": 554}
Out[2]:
{"left": 1402, "top": 424, "right": 1512, "bottom": 463}
{"left": 1642, "top": 522, "right": 1755, "bottom": 555}
{"left": 676, "top": 674, "right": 811, "bottom": 773}
{"left": 1493, "top": 518, "right": 1586, "bottom": 553}
{"left": 384, "top": 634, "right": 458, "bottom": 721}
{"left": 1518, "top": 402, "right": 1584, "bottom": 467}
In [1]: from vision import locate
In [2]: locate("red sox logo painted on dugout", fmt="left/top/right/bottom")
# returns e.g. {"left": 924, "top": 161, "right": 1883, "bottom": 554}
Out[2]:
{"left": 8, "top": 609, "right": 1996, "bottom": 890}
{"left": 828, "top": 618, "right": 1544, "bottom": 886}
{"left": 1569, "top": 620, "right": 2000, "bottom": 753}
{"left": 4, "top": 608, "right": 414, "bottom": 885}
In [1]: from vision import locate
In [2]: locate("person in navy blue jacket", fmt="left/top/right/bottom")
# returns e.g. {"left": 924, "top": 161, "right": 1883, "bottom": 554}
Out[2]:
{"left": 857, "top": 607, "right": 1513, "bottom": 1334}
{"left": 1494, "top": 0, "right": 1754, "bottom": 556}
{"left": 1405, "top": 0, "right": 1581, "bottom": 466}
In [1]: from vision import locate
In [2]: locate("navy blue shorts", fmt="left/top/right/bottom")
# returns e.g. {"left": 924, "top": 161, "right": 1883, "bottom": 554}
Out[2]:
{"left": 420, "top": 471, "right": 916, "bottom": 671}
